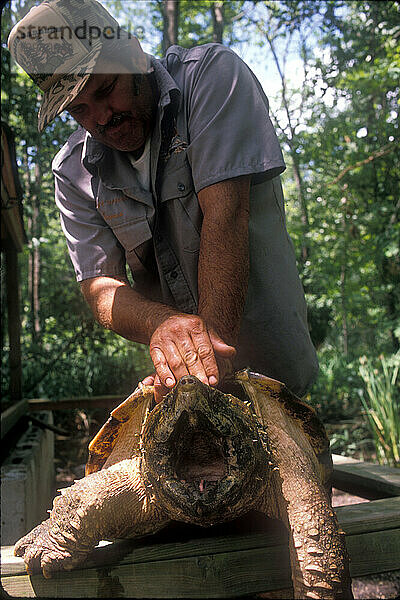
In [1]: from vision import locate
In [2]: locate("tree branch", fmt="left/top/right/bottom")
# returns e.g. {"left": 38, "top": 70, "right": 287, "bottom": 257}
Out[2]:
{"left": 24, "top": 326, "right": 85, "bottom": 394}
{"left": 328, "top": 143, "right": 397, "bottom": 186}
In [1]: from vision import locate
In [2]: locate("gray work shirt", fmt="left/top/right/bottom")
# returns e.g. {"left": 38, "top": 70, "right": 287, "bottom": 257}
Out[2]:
{"left": 53, "top": 43, "right": 318, "bottom": 396}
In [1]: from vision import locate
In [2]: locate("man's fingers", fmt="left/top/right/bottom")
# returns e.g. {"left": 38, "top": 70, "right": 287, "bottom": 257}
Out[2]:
{"left": 150, "top": 346, "right": 177, "bottom": 389}
{"left": 209, "top": 329, "right": 236, "bottom": 357}
{"left": 149, "top": 315, "right": 235, "bottom": 391}
{"left": 154, "top": 375, "right": 169, "bottom": 403}
{"left": 189, "top": 330, "right": 220, "bottom": 385}
{"left": 177, "top": 336, "right": 211, "bottom": 386}
{"left": 151, "top": 341, "right": 203, "bottom": 389}
{"left": 141, "top": 374, "right": 155, "bottom": 386}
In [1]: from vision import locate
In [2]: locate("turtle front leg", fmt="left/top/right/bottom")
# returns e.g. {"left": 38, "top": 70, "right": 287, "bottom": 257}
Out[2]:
{"left": 238, "top": 372, "right": 353, "bottom": 599}
{"left": 15, "top": 458, "right": 169, "bottom": 578}
{"left": 270, "top": 461, "right": 352, "bottom": 599}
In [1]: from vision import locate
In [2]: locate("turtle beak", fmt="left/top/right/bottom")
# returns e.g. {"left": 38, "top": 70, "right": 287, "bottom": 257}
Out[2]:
{"left": 148, "top": 376, "right": 209, "bottom": 443}
{"left": 172, "top": 375, "right": 211, "bottom": 414}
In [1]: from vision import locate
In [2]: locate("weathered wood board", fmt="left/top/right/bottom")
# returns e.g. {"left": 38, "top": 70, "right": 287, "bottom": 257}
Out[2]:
{"left": 332, "top": 454, "right": 400, "bottom": 498}
{"left": 1, "top": 399, "right": 28, "bottom": 440}
{"left": 2, "top": 497, "right": 399, "bottom": 598}
{"left": 28, "top": 396, "right": 125, "bottom": 412}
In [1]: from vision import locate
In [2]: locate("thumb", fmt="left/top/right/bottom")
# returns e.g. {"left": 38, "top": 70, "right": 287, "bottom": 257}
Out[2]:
{"left": 154, "top": 374, "right": 169, "bottom": 403}
{"left": 208, "top": 328, "right": 236, "bottom": 358}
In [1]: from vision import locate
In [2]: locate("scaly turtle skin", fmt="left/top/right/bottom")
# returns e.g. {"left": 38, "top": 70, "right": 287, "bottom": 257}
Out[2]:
{"left": 15, "top": 371, "right": 353, "bottom": 599}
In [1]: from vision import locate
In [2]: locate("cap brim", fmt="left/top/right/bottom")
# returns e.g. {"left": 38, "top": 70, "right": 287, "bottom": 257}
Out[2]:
{"left": 38, "top": 44, "right": 102, "bottom": 131}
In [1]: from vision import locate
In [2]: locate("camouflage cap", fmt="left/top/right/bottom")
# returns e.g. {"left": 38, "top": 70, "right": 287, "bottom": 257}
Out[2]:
{"left": 8, "top": 0, "right": 151, "bottom": 131}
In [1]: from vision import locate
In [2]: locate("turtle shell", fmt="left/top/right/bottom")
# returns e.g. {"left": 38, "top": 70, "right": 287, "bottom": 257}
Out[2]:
{"left": 85, "top": 383, "right": 154, "bottom": 475}
{"left": 235, "top": 369, "right": 333, "bottom": 489}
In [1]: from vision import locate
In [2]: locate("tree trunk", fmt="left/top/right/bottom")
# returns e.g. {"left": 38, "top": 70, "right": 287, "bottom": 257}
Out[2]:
{"left": 5, "top": 243, "right": 23, "bottom": 401}
{"left": 290, "top": 147, "right": 310, "bottom": 264}
{"left": 32, "top": 155, "right": 41, "bottom": 340}
{"left": 23, "top": 142, "right": 42, "bottom": 343}
{"left": 263, "top": 29, "right": 310, "bottom": 265}
{"left": 162, "top": 0, "right": 179, "bottom": 53}
{"left": 1, "top": 2, "right": 12, "bottom": 124}
{"left": 340, "top": 194, "right": 348, "bottom": 357}
{"left": 212, "top": 1, "right": 225, "bottom": 44}
{"left": 22, "top": 147, "right": 35, "bottom": 341}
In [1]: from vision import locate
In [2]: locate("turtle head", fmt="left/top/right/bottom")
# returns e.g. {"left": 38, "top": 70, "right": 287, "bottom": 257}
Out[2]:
{"left": 141, "top": 376, "right": 269, "bottom": 526}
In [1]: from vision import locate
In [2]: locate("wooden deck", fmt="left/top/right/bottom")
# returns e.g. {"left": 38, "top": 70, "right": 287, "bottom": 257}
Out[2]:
{"left": 2, "top": 456, "right": 399, "bottom": 598}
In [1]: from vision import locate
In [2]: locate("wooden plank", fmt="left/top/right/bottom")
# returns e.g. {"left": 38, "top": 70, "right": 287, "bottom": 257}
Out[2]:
{"left": 2, "top": 544, "right": 290, "bottom": 599}
{"left": 1, "top": 574, "right": 36, "bottom": 598}
{"left": 1, "top": 398, "right": 28, "bottom": 439}
{"left": 5, "top": 499, "right": 398, "bottom": 578}
{"left": 335, "top": 496, "right": 400, "bottom": 535}
{"left": 0, "top": 519, "right": 288, "bottom": 578}
{"left": 2, "top": 529, "right": 399, "bottom": 598}
{"left": 28, "top": 396, "right": 125, "bottom": 412}
{"left": 332, "top": 455, "right": 400, "bottom": 498}
{"left": 2, "top": 498, "right": 400, "bottom": 598}
{"left": 346, "top": 528, "right": 400, "bottom": 578}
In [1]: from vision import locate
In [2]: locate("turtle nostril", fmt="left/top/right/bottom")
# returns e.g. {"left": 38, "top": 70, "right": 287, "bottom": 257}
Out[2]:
{"left": 180, "top": 376, "right": 197, "bottom": 386}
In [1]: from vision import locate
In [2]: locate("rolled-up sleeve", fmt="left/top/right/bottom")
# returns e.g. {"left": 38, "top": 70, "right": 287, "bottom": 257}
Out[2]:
{"left": 186, "top": 46, "right": 285, "bottom": 192}
{"left": 53, "top": 154, "right": 126, "bottom": 282}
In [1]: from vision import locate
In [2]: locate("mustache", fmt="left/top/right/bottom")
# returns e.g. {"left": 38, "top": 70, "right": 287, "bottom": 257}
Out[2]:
{"left": 96, "top": 112, "right": 132, "bottom": 135}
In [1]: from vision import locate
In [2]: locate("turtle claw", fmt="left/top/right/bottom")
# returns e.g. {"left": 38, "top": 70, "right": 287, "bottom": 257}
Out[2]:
{"left": 14, "top": 520, "right": 51, "bottom": 560}
{"left": 15, "top": 519, "right": 79, "bottom": 578}
{"left": 41, "top": 552, "right": 78, "bottom": 579}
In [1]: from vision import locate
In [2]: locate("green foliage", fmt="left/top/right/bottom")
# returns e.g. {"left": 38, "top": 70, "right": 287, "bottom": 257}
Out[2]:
{"left": 326, "top": 420, "right": 372, "bottom": 461}
{"left": 255, "top": 1, "right": 400, "bottom": 462}
{"left": 266, "top": 1, "right": 400, "bottom": 364}
{"left": 306, "top": 348, "right": 362, "bottom": 423}
{"left": 358, "top": 354, "right": 400, "bottom": 467}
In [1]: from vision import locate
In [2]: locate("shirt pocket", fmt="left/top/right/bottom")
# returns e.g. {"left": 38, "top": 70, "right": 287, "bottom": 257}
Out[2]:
{"left": 115, "top": 217, "right": 153, "bottom": 282}
{"left": 160, "top": 151, "right": 195, "bottom": 202}
{"left": 160, "top": 152, "right": 202, "bottom": 254}
{"left": 112, "top": 216, "right": 152, "bottom": 253}
{"left": 96, "top": 187, "right": 151, "bottom": 250}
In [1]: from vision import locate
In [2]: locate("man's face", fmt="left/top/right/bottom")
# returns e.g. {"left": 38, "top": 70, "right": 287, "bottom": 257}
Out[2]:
{"left": 67, "top": 59, "right": 157, "bottom": 154}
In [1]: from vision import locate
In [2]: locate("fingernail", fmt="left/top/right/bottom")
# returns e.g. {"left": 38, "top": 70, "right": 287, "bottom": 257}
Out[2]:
{"left": 166, "top": 377, "right": 175, "bottom": 387}
{"left": 209, "top": 376, "right": 217, "bottom": 385}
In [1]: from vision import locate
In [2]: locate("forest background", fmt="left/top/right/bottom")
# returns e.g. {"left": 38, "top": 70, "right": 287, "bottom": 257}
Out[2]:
{"left": 1, "top": 0, "right": 399, "bottom": 465}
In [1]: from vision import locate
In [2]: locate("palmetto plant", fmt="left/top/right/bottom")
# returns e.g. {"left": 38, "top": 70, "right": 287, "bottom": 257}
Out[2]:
{"left": 358, "top": 354, "right": 400, "bottom": 467}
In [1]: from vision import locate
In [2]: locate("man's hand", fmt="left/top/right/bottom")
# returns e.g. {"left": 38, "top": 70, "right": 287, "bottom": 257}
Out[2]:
{"left": 141, "top": 358, "right": 234, "bottom": 403}
{"left": 148, "top": 313, "right": 236, "bottom": 402}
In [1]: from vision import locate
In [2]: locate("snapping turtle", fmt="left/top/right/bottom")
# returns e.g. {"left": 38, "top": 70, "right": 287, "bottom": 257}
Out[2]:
{"left": 15, "top": 371, "right": 353, "bottom": 599}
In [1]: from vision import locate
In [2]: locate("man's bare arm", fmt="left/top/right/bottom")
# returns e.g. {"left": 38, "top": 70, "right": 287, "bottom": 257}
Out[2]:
{"left": 148, "top": 175, "right": 251, "bottom": 390}
{"left": 197, "top": 174, "right": 250, "bottom": 348}
{"left": 80, "top": 277, "right": 235, "bottom": 396}
{"left": 80, "top": 276, "right": 175, "bottom": 345}
{"left": 81, "top": 175, "right": 249, "bottom": 397}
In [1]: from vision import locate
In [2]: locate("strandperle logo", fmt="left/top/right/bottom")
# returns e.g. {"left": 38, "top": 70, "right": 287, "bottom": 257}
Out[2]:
{"left": 14, "top": 21, "right": 144, "bottom": 46}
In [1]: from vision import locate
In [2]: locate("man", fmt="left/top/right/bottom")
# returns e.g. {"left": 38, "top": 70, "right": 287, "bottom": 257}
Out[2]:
{"left": 8, "top": 0, "right": 318, "bottom": 401}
